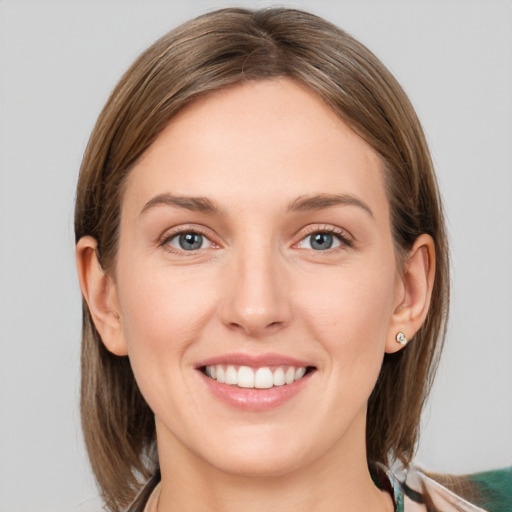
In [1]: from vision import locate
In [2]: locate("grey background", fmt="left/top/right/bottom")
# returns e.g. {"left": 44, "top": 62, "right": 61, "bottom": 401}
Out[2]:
{"left": 1, "top": 1, "right": 511, "bottom": 510}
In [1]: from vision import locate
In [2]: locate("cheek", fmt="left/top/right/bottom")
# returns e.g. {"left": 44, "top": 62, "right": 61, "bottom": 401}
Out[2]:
{"left": 113, "top": 263, "right": 226, "bottom": 436}
{"left": 295, "top": 257, "right": 397, "bottom": 373}
{"left": 114, "top": 259, "right": 219, "bottom": 404}
{"left": 117, "top": 261, "right": 214, "bottom": 347}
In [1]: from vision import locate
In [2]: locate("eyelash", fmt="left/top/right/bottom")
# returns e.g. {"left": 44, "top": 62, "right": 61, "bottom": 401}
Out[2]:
{"left": 296, "top": 225, "right": 354, "bottom": 251}
{"left": 159, "top": 226, "right": 216, "bottom": 256}
{"left": 159, "top": 224, "right": 353, "bottom": 255}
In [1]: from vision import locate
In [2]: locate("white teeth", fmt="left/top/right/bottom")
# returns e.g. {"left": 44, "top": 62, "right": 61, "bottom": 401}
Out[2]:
{"left": 254, "top": 367, "right": 273, "bottom": 389}
{"left": 272, "top": 367, "right": 285, "bottom": 386}
{"left": 295, "top": 367, "right": 306, "bottom": 380}
{"left": 203, "top": 364, "right": 310, "bottom": 388}
{"left": 225, "top": 365, "right": 237, "bottom": 385}
{"left": 237, "top": 366, "right": 255, "bottom": 388}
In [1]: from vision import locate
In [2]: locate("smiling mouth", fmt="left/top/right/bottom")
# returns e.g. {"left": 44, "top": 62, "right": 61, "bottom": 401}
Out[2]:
{"left": 200, "top": 364, "right": 316, "bottom": 389}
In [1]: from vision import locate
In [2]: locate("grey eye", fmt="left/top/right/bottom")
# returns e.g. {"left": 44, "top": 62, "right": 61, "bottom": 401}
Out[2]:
{"left": 311, "top": 233, "right": 333, "bottom": 250}
{"left": 297, "top": 232, "right": 342, "bottom": 251}
{"left": 168, "top": 232, "right": 209, "bottom": 251}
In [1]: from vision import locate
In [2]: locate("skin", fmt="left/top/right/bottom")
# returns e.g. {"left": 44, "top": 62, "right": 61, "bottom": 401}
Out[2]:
{"left": 77, "top": 78, "right": 434, "bottom": 512}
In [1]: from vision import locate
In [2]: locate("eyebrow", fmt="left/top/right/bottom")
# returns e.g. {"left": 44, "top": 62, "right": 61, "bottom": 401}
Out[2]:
{"left": 287, "top": 193, "right": 374, "bottom": 218}
{"left": 140, "top": 194, "right": 222, "bottom": 216}
{"left": 140, "top": 192, "right": 373, "bottom": 218}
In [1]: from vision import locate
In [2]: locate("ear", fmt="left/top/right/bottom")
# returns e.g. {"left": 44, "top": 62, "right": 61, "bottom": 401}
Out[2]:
{"left": 386, "top": 234, "right": 436, "bottom": 354}
{"left": 75, "top": 236, "right": 128, "bottom": 356}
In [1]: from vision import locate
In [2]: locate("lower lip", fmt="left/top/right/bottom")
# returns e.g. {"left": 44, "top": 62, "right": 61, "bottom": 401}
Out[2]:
{"left": 198, "top": 371, "right": 313, "bottom": 411}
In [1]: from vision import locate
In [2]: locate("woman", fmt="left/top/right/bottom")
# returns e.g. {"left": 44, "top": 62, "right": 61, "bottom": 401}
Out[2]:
{"left": 74, "top": 7, "right": 509, "bottom": 512}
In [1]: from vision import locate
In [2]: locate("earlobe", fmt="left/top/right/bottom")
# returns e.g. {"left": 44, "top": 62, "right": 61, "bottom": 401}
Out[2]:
{"left": 386, "top": 234, "right": 436, "bottom": 354}
{"left": 75, "top": 236, "right": 128, "bottom": 356}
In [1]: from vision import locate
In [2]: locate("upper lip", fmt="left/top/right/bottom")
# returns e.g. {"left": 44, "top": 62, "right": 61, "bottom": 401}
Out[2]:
{"left": 195, "top": 352, "right": 314, "bottom": 369}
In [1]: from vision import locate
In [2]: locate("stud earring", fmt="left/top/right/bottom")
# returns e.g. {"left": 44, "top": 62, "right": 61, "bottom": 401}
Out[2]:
{"left": 396, "top": 332, "right": 408, "bottom": 345}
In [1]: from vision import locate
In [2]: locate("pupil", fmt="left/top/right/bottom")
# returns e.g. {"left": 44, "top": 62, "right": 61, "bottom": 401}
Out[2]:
{"left": 179, "top": 233, "right": 202, "bottom": 250}
{"left": 311, "top": 233, "right": 332, "bottom": 250}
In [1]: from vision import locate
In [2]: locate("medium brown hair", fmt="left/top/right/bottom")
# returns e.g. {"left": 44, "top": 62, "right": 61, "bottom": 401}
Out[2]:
{"left": 75, "top": 7, "right": 449, "bottom": 510}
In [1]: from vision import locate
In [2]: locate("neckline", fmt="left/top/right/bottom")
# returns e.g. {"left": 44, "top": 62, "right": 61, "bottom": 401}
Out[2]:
{"left": 133, "top": 466, "right": 406, "bottom": 512}
{"left": 388, "top": 471, "right": 405, "bottom": 512}
{"left": 370, "top": 463, "right": 405, "bottom": 512}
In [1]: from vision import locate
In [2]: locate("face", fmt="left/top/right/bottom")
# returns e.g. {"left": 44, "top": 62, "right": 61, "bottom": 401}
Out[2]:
{"left": 112, "top": 79, "right": 404, "bottom": 477}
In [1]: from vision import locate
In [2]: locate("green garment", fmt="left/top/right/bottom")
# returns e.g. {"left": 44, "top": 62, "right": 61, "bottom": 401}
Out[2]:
{"left": 464, "top": 467, "right": 512, "bottom": 512}
{"left": 397, "top": 466, "right": 512, "bottom": 512}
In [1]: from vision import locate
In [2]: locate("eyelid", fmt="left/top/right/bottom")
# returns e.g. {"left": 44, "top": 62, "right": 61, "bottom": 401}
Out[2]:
{"left": 159, "top": 224, "right": 220, "bottom": 254}
{"left": 157, "top": 223, "right": 354, "bottom": 255}
{"left": 294, "top": 224, "right": 354, "bottom": 249}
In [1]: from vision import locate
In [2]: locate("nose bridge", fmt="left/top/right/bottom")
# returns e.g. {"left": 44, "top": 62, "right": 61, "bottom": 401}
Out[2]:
{"left": 221, "top": 232, "right": 290, "bottom": 336}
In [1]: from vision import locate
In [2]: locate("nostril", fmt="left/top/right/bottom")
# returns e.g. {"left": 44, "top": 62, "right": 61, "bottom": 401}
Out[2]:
{"left": 226, "top": 319, "right": 285, "bottom": 336}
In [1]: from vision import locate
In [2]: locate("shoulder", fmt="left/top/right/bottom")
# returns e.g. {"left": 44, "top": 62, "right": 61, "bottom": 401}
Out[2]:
{"left": 405, "top": 466, "right": 512, "bottom": 512}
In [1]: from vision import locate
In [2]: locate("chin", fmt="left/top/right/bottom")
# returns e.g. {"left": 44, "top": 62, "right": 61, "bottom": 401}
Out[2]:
{"left": 203, "top": 444, "right": 308, "bottom": 478}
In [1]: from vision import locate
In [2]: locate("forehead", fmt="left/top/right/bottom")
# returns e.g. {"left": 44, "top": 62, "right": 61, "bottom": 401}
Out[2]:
{"left": 124, "top": 78, "right": 387, "bottom": 215}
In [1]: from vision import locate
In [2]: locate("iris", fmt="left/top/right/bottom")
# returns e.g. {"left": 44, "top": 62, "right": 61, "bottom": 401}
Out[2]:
{"left": 179, "top": 233, "right": 203, "bottom": 250}
{"left": 310, "top": 233, "right": 334, "bottom": 250}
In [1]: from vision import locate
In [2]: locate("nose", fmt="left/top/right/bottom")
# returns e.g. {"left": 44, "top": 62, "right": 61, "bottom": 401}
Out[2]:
{"left": 219, "top": 242, "right": 292, "bottom": 338}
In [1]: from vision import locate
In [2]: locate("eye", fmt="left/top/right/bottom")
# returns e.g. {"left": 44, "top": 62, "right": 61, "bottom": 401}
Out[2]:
{"left": 296, "top": 230, "right": 351, "bottom": 251}
{"left": 166, "top": 231, "right": 212, "bottom": 251}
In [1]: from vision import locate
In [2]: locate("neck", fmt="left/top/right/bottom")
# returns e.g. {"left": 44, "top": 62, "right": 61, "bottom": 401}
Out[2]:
{"left": 154, "top": 414, "right": 394, "bottom": 512}
{"left": 157, "top": 468, "right": 391, "bottom": 512}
